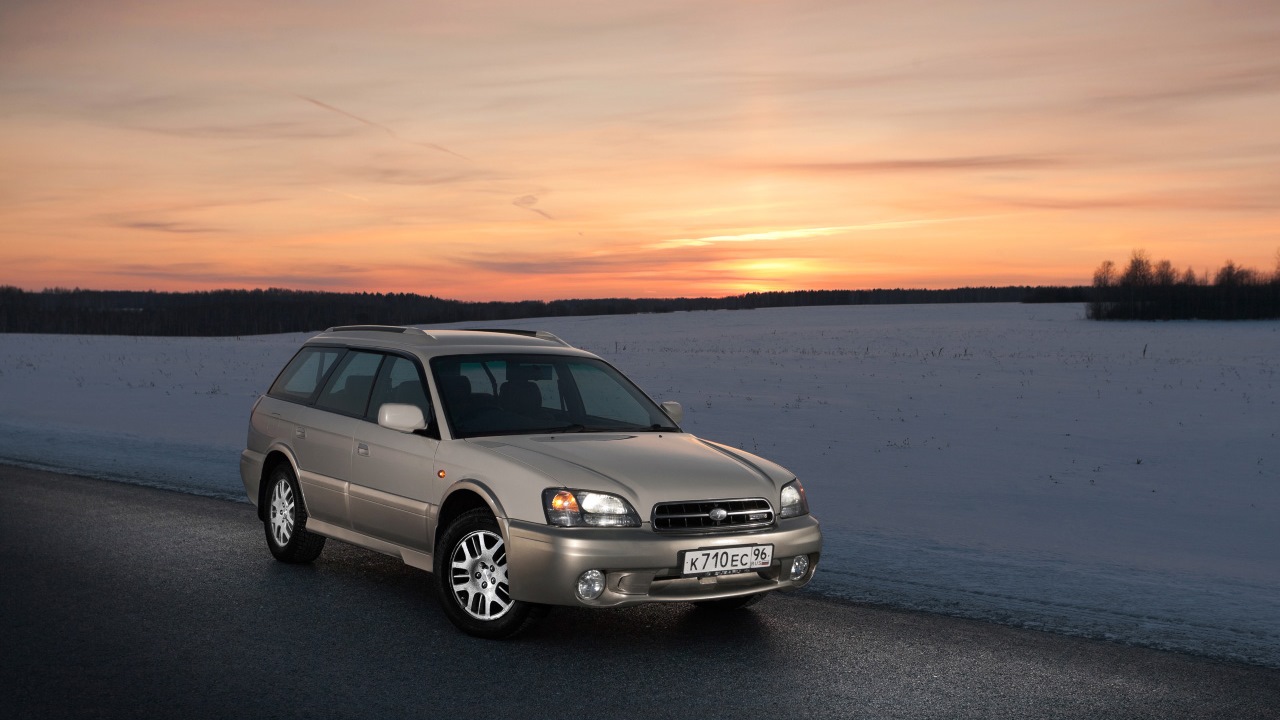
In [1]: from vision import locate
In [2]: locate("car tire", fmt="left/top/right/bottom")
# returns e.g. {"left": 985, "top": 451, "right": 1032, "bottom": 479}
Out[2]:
{"left": 263, "top": 463, "right": 326, "bottom": 563}
{"left": 693, "top": 592, "right": 766, "bottom": 611}
{"left": 435, "top": 508, "right": 544, "bottom": 639}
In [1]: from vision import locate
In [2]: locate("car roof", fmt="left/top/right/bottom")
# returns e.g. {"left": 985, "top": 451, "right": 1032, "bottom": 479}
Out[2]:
{"left": 304, "top": 325, "right": 596, "bottom": 359}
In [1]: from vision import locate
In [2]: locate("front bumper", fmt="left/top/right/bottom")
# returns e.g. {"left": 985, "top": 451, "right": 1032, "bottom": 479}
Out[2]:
{"left": 503, "top": 515, "right": 822, "bottom": 607}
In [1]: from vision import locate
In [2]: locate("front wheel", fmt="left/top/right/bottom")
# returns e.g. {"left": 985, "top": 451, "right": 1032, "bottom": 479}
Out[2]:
{"left": 434, "top": 508, "right": 543, "bottom": 639}
{"left": 263, "top": 464, "right": 325, "bottom": 563}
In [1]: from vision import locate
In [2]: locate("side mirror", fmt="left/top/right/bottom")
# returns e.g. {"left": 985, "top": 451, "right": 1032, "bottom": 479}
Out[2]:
{"left": 660, "top": 401, "right": 683, "bottom": 425}
{"left": 378, "top": 403, "right": 427, "bottom": 434}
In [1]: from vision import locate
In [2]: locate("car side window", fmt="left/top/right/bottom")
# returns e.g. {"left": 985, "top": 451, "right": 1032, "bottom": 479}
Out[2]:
{"left": 367, "top": 355, "right": 433, "bottom": 423}
{"left": 314, "top": 351, "right": 384, "bottom": 417}
{"left": 268, "top": 347, "right": 345, "bottom": 403}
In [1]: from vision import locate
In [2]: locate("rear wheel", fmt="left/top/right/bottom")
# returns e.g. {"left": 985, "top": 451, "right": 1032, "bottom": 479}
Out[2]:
{"left": 263, "top": 464, "right": 325, "bottom": 563}
{"left": 434, "top": 508, "right": 543, "bottom": 639}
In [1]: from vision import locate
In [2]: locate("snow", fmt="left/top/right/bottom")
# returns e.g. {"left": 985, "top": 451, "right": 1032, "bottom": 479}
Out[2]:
{"left": 1, "top": 303, "right": 1277, "bottom": 666}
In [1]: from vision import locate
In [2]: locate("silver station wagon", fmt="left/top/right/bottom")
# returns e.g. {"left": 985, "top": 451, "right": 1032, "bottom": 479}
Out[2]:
{"left": 240, "top": 326, "right": 822, "bottom": 638}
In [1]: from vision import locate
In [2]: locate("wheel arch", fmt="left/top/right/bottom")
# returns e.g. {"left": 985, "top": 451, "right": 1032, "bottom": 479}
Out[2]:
{"left": 435, "top": 481, "right": 508, "bottom": 547}
{"left": 258, "top": 447, "right": 300, "bottom": 522}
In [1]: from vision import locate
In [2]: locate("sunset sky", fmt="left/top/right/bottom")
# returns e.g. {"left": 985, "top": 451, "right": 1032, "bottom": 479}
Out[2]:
{"left": 2, "top": 0, "right": 1277, "bottom": 301}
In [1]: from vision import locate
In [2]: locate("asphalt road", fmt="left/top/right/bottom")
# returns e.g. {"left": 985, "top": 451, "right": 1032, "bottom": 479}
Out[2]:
{"left": 3, "top": 465, "right": 1277, "bottom": 720}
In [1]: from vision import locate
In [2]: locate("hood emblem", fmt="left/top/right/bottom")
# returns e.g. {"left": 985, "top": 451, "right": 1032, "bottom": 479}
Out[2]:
{"left": 709, "top": 507, "right": 728, "bottom": 523}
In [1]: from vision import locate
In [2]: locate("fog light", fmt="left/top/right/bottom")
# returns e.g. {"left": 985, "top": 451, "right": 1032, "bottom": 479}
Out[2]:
{"left": 790, "top": 555, "right": 810, "bottom": 581}
{"left": 576, "top": 569, "right": 605, "bottom": 601}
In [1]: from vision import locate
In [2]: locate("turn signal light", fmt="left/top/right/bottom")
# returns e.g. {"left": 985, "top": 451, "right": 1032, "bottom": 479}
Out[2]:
{"left": 550, "top": 490, "right": 579, "bottom": 512}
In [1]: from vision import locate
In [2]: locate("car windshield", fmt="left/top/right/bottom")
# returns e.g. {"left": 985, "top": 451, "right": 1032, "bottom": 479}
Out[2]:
{"left": 430, "top": 353, "right": 680, "bottom": 439}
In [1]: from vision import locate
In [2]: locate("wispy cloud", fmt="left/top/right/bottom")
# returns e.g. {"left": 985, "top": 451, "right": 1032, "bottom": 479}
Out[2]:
{"left": 107, "top": 262, "right": 374, "bottom": 289}
{"left": 763, "top": 156, "right": 1064, "bottom": 173}
{"left": 320, "top": 187, "right": 372, "bottom": 203}
{"left": 352, "top": 166, "right": 482, "bottom": 186}
{"left": 133, "top": 121, "right": 358, "bottom": 140}
{"left": 115, "top": 220, "right": 226, "bottom": 234}
{"left": 457, "top": 254, "right": 625, "bottom": 276}
{"left": 446, "top": 216, "right": 1003, "bottom": 281}
{"left": 455, "top": 236, "right": 828, "bottom": 277}
{"left": 983, "top": 189, "right": 1280, "bottom": 212}
{"left": 652, "top": 217, "right": 998, "bottom": 249}
{"left": 1087, "top": 63, "right": 1280, "bottom": 113}
{"left": 295, "top": 94, "right": 470, "bottom": 161}
{"left": 512, "top": 194, "right": 553, "bottom": 220}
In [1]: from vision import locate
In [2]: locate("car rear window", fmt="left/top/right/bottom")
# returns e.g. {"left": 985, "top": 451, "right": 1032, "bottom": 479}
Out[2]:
{"left": 268, "top": 347, "right": 344, "bottom": 403}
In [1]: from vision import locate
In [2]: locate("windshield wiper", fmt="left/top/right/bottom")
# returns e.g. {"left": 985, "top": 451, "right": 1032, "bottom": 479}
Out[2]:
{"left": 541, "top": 424, "right": 587, "bottom": 433}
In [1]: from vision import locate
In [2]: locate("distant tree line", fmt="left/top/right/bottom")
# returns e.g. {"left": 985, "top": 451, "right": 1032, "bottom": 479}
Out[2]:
{"left": 0, "top": 285, "right": 1083, "bottom": 337}
{"left": 1088, "top": 250, "right": 1280, "bottom": 320}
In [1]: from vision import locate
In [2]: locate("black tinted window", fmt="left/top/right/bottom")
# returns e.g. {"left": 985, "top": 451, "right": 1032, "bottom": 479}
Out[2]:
{"left": 430, "top": 353, "right": 676, "bottom": 438}
{"left": 367, "top": 355, "right": 432, "bottom": 422}
{"left": 314, "top": 351, "right": 384, "bottom": 417}
{"left": 268, "top": 347, "right": 344, "bottom": 403}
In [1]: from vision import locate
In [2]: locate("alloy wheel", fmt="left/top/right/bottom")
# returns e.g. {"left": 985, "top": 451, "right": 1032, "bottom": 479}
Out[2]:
{"left": 270, "top": 478, "right": 295, "bottom": 547}
{"left": 449, "top": 529, "right": 512, "bottom": 620}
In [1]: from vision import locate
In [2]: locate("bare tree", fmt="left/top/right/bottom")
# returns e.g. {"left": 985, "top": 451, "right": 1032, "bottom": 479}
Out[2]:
{"left": 1121, "top": 249, "right": 1154, "bottom": 287}
{"left": 1093, "top": 260, "right": 1117, "bottom": 288}
{"left": 1089, "top": 260, "right": 1119, "bottom": 319}
{"left": 1089, "top": 253, "right": 1279, "bottom": 320}
{"left": 1214, "top": 260, "right": 1259, "bottom": 287}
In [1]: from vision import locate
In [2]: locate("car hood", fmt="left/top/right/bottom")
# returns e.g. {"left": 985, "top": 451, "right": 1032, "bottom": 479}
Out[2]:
{"left": 466, "top": 432, "right": 791, "bottom": 512}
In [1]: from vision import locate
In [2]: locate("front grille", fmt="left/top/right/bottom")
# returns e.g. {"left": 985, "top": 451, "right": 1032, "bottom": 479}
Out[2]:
{"left": 651, "top": 498, "right": 774, "bottom": 533}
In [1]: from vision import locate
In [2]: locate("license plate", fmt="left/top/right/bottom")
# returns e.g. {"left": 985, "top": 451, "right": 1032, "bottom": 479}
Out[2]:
{"left": 681, "top": 544, "right": 773, "bottom": 577}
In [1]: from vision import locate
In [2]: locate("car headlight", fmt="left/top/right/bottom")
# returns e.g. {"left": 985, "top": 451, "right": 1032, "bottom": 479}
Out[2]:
{"left": 778, "top": 479, "right": 809, "bottom": 519}
{"left": 543, "top": 488, "right": 642, "bottom": 528}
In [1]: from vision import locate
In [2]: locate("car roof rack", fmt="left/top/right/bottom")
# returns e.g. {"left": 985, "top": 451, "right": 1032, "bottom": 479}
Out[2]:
{"left": 464, "top": 328, "right": 569, "bottom": 346}
{"left": 321, "top": 325, "right": 570, "bottom": 347}
{"left": 326, "top": 325, "right": 431, "bottom": 335}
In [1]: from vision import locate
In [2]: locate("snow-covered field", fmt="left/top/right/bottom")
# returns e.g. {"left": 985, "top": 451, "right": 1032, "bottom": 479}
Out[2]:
{"left": 1, "top": 303, "right": 1276, "bottom": 666}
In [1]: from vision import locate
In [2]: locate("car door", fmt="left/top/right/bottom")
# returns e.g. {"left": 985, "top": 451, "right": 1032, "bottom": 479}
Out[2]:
{"left": 348, "top": 354, "right": 440, "bottom": 552}
{"left": 263, "top": 346, "right": 352, "bottom": 526}
{"left": 300, "top": 349, "right": 385, "bottom": 528}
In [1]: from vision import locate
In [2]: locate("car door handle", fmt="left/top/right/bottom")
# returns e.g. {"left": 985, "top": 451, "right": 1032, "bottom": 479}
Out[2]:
{"left": 295, "top": 427, "right": 306, "bottom": 439}
{"left": 357, "top": 442, "right": 370, "bottom": 457}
